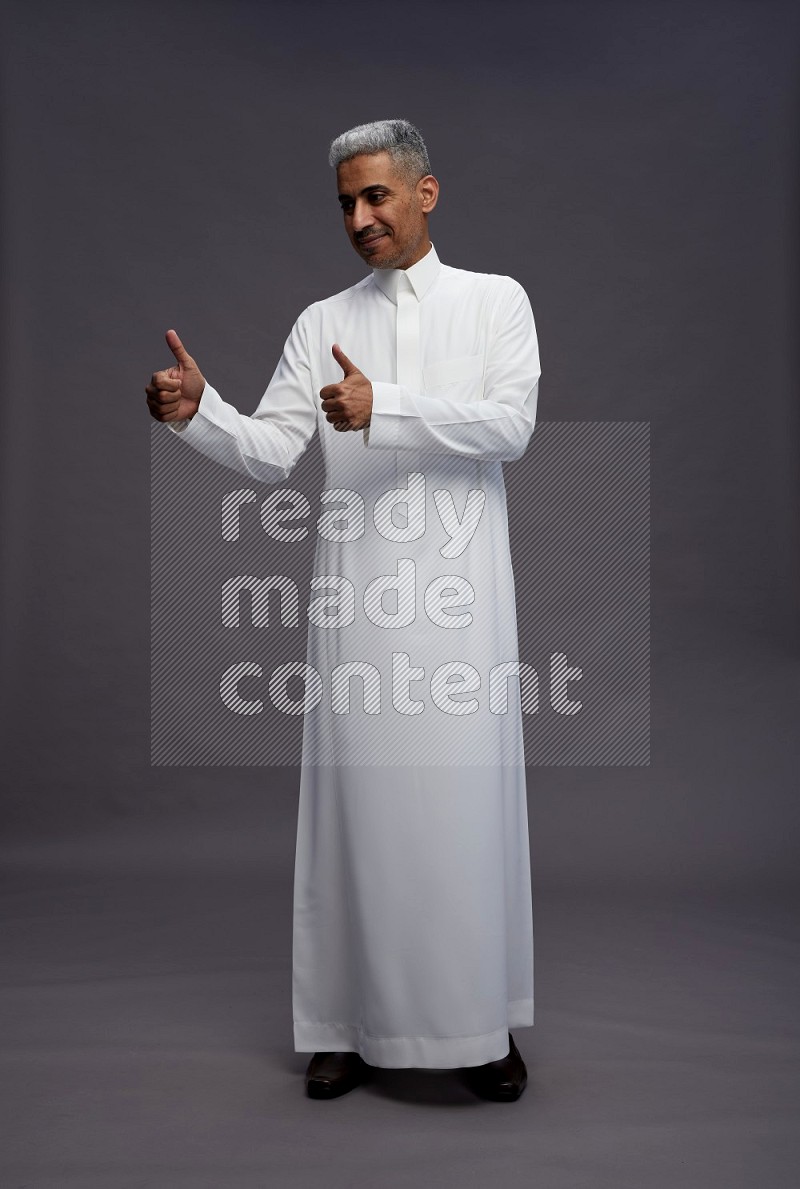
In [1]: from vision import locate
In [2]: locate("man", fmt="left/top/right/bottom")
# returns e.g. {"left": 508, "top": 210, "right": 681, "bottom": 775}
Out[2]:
{"left": 145, "top": 119, "right": 541, "bottom": 1102}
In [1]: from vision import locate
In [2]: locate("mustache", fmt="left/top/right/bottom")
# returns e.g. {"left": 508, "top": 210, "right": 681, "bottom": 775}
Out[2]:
{"left": 355, "top": 231, "right": 387, "bottom": 243}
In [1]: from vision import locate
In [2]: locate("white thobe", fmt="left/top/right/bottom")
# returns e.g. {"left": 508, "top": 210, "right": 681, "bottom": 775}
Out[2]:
{"left": 167, "top": 242, "right": 542, "bottom": 1067}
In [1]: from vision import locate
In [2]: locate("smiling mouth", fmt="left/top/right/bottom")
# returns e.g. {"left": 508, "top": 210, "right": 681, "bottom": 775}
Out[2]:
{"left": 358, "top": 234, "right": 386, "bottom": 246}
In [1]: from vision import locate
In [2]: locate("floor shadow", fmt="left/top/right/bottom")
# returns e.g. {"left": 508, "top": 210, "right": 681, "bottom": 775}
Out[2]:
{"left": 362, "top": 1065, "right": 484, "bottom": 1106}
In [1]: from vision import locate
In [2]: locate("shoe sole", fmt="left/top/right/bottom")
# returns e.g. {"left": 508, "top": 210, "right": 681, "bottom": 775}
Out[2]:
{"left": 479, "top": 1076, "right": 527, "bottom": 1102}
{"left": 305, "top": 1070, "right": 365, "bottom": 1099}
{"left": 464, "top": 1068, "right": 527, "bottom": 1102}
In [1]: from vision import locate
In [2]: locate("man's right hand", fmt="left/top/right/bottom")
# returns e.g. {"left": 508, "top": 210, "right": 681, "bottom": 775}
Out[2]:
{"left": 145, "top": 329, "right": 206, "bottom": 423}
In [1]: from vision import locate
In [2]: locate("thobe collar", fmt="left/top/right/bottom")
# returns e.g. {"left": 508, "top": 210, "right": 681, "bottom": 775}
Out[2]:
{"left": 370, "top": 241, "right": 441, "bottom": 305}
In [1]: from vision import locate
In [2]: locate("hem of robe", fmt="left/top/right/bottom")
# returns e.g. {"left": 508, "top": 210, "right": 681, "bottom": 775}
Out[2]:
{"left": 293, "top": 998, "right": 534, "bottom": 1069}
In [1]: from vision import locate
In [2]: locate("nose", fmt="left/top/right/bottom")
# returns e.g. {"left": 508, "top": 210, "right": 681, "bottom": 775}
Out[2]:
{"left": 351, "top": 198, "right": 376, "bottom": 235}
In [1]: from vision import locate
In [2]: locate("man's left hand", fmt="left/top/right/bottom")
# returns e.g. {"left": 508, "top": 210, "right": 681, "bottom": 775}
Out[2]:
{"left": 320, "top": 344, "right": 373, "bottom": 432}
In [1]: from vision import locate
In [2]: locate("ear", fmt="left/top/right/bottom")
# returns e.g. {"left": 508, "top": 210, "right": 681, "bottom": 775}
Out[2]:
{"left": 418, "top": 174, "right": 439, "bottom": 214}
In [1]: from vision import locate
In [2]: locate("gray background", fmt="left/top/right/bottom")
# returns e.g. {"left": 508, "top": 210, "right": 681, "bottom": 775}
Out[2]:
{"left": 1, "top": 0, "right": 798, "bottom": 1185}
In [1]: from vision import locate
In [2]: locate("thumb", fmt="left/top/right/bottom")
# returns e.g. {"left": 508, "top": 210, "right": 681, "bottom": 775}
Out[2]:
{"left": 332, "top": 342, "right": 360, "bottom": 376}
{"left": 166, "top": 328, "right": 193, "bottom": 367}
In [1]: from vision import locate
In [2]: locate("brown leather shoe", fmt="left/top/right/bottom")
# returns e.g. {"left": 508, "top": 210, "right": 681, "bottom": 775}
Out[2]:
{"left": 463, "top": 1032, "right": 527, "bottom": 1101}
{"left": 305, "top": 1050, "right": 367, "bottom": 1099}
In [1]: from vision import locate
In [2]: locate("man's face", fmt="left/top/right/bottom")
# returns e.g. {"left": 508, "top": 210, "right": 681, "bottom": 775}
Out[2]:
{"left": 336, "top": 150, "right": 436, "bottom": 270}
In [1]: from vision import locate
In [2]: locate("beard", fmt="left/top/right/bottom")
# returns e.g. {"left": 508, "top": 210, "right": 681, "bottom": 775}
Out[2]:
{"left": 357, "top": 231, "right": 421, "bottom": 270}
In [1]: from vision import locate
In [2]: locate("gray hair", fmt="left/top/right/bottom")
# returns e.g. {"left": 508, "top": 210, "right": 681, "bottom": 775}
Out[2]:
{"left": 328, "top": 119, "right": 431, "bottom": 185}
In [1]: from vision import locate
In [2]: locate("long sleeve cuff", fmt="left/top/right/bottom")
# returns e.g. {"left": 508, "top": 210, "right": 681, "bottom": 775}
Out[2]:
{"left": 165, "top": 381, "right": 223, "bottom": 439}
{"left": 362, "top": 382, "right": 401, "bottom": 451}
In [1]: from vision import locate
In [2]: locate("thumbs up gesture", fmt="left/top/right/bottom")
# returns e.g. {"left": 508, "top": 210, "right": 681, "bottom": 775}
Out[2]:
{"left": 145, "top": 329, "right": 206, "bottom": 423}
{"left": 319, "top": 343, "right": 373, "bottom": 432}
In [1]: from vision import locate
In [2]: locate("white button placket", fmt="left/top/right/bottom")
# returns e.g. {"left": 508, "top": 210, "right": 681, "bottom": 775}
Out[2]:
{"left": 394, "top": 273, "right": 421, "bottom": 488}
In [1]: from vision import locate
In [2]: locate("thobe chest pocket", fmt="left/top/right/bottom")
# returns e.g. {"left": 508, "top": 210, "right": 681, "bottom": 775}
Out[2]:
{"left": 423, "top": 353, "right": 485, "bottom": 400}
